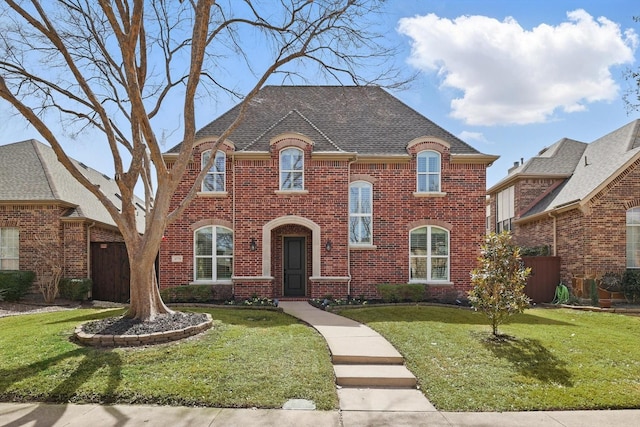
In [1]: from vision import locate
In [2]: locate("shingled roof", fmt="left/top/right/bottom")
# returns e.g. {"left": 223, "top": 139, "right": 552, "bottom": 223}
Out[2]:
{"left": 0, "top": 139, "right": 145, "bottom": 232}
{"left": 167, "top": 86, "right": 488, "bottom": 156}
{"left": 491, "top": 119, "right": 640, "bottom": 220}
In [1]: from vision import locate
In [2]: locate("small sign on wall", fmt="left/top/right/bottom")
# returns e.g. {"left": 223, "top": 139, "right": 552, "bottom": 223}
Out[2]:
{"left": 171, "top": 255, "right": 183, "bottom": 263}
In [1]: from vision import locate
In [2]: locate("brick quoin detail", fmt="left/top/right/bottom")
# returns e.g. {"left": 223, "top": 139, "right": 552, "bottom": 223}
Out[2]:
{"left": 161, "top": 138, "right": 488, "bottom": 301}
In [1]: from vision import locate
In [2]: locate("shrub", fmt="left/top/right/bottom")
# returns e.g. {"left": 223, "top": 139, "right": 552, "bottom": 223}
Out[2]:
{"left": 622, "top": 270, "right": 640, "bottom": 303}
{"left": 0, "top": 271, "right": 36, "bottom": 302}
{"left": 376, "top": 283, "right": 426, "bottom": 303}
{"left": 469, "top": 232, "right": 531, "bottom": 337}
{"left": 599, "top": 272, "right": 623, "bottom": 292}
{"left": 59, "top": 278, "right": 92, "bottom": 301}
{"left": 160, "top": 285, "right": 213, "bottom": 303}
{"left": 520, "top": 245, "right": 551, "bottom": 256}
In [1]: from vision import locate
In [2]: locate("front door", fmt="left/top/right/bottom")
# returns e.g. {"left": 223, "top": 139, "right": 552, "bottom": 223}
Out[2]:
{"left": 284, "top": 237, "right": 306, "bottom": 297}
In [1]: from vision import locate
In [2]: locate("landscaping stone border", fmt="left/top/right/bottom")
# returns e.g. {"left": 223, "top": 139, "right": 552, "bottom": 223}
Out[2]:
{"left": 74, "top": 313, "right": 213, "bottom": 347}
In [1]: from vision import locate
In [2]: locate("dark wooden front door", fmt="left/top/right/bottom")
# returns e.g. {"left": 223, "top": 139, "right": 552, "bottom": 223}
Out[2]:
{"left": 90, "top": 242, "right": 130, "bottom": 303}
{"left": 284, "top": 237, "right": 306, "bottom": 297}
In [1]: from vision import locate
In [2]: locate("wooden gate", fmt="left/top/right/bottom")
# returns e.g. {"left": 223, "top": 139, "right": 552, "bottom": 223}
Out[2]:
{"left": 90, "top": 242, "right": 130, "bottom": 303}
{"left": 522, "top": 256, "right": 561, "bottom": 303}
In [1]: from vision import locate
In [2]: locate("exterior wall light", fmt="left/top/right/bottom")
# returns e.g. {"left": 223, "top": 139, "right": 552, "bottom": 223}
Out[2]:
{"left": 250, "top": 238, "right": 257, "bottom": 251}
{"left": 325, "top": 239, "right": 332, "bottom": 252}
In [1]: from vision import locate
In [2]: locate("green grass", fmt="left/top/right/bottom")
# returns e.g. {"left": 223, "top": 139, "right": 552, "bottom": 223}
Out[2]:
{"left": 337, "top": 306, "right": 640, "bottom": 412}
{"left": 0, "top": 308, "right": 337, "bottom": 410}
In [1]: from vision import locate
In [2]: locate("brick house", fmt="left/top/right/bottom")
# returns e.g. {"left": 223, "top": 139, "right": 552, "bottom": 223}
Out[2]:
{"left": 0, "top": 139, "right": 144, "bottom": 300}
{"left": 487, "top": 119, "right": 640, "bottom": 284}
{"left": 161, "top": 86, "right": 498, "bottom": 300}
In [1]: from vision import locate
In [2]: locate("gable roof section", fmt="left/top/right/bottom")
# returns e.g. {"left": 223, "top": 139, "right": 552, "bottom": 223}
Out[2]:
{"left": 514, "top": 120, "right": 640, "bottom": 220}
{"left": 0, "top": 139, "right": 145, "bottom": 233}
{"left": 168, "top": 86, "right": 490, "bottom": 158}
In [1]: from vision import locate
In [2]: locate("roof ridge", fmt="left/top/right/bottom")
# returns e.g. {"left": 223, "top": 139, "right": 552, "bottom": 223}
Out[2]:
{"left": 31, "top": 140, "right": 61, "bottom": 200}
{"left": 293, "top": 109, "right": 344, "bottom": 152}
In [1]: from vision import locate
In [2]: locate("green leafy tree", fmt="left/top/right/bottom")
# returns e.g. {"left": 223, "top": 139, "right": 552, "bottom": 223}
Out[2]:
{"left": 468, "top": 232, "right": 531, "bottom": 337}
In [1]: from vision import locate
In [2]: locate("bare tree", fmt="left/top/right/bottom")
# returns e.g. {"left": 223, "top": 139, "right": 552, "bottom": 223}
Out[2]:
{"left": 33, "top": 232, "right": 63, "bottom": 304}
{"left": 0, "top": 0, "right": 397, "bottom": 321}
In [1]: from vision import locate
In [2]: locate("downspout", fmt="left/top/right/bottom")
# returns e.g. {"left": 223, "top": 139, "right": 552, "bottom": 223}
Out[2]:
{"left": 548, "top": 212, "right": 557, "bottom": 256}
{"left": 87, "top": 221, "right": 95, "bottom": 298}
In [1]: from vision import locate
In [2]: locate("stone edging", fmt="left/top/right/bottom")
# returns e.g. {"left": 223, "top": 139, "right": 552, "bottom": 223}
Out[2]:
{"left": 74, "top": 313, "right": 213, "bottom": 347}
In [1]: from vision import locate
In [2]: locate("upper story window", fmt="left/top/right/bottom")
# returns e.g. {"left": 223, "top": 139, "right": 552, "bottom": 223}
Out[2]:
{"left": 194, "top": 226, "right": 233, "bottom": 281}
{"left": 201, "top": 150, "right": 226, "bottom": 192}
{"left": 409, "top": 226, "right": 449, "bottom": 282}
{"left": 0, "top": 228, "right": 19, "bottom": 270}
{"left": 417, "top": 151, "right": 441, "bottom": 193}
{"left": 280, "top": 148, "right": 304, "bottom": 191}
{"left": 627, "top": 207, "right": 640, "bottom": 268}
{"left": 496, "top": 186, "right": 515, "bottom": 232}
{"left": 349, "top": 181, "right": 372, "bottom": 245}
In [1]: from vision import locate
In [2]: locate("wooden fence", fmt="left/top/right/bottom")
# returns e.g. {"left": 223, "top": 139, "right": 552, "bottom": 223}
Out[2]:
{"left": 522, "top": 256, "right": 561, "bottom": 303}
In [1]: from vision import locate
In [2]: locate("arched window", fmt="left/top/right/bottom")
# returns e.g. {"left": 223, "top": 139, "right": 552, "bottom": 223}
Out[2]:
{"left": 627, "top": 207, "right": 640, "bottom": 268}
{"left": 280, "top": 148, "right": 304, "bottom": 190}
{"left": 194, "top": 226, "right": 233, "bottom": 281}
{"left": 417, "top": 151, "right": 441, "bottom": 193}
{"left": 409, "top": 226, "right": 449, "bottom": 282}
{"left": 201, "top": 150, "right": 226, "bottom": 192}
{"left": 349, "top": 181, "right": 372, "bottom": 244}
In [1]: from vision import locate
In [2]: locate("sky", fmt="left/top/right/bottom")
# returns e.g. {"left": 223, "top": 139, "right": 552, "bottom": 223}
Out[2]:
{"left": 1, "top": 1, "right": 639, "bottom": 190}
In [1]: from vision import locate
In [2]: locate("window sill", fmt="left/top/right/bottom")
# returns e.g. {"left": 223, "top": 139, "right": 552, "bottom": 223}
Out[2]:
{"left": 274, "top": 190, "right": 309, "bottom": 196}
{"left": 409, "top": 280, "right": 454, "bottom": 286}
{"left": 197, "top": 191, "right": 228, "bottom": 198}
{"left": 189, "top": 280, "right": 232, "bottom": 285}
{"left": 349, "top": 244, "right": 377, "bottom": 250}
{"left": 413, "top": 191, "right": 447, "bottom": 198}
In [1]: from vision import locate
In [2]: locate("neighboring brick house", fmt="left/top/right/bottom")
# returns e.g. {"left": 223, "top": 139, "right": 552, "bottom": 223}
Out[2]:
{"left": 0, "top": 139, "right": 144, "bottom": 300}
{"left": 161, "top": 86, "right": 497, "bottom": 300}
{"left": 487, "top": 119, "right": 640, "bottom": 284}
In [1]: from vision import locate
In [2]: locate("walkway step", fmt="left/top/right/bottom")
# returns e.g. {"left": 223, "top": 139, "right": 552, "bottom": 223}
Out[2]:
{"left": 338, "top": 388, "right": 437, "bottom": 412}
{"left": 326, "top": 336, "right": 404, "bottom": 365}
{"left": 334, "top": 364, "right": 417, "bottom": 388}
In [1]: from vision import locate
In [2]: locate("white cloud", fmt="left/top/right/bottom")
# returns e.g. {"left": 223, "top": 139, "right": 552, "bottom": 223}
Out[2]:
{"left": 398, "top": 9, "right": 638, "bottom": 126}
{"left": 459, "top": 131, "right": 489, "bottom": 144}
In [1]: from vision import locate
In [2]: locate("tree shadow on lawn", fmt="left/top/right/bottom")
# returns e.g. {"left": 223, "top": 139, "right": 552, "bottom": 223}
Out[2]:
{"left": 480, "top": 334, "right": 573, "bottom": 387}
{"left": 349, "top": 305, "right": 572, "bottom": 327}
{"left": 0, "top": 348, "right": 124, "bottom": 426}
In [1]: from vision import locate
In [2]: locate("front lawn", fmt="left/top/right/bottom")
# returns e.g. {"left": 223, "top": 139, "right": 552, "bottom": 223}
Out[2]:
{"left": 337, "top": 305, "right": 640, "bottom": 411}
{"left": 0, "top": 308, "right": 337, "bottom": 409}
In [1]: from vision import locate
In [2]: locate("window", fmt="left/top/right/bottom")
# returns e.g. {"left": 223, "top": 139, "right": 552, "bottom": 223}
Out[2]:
{"left": 201, "top": 150, "right": 226, "bottom": 192}
{"left": 417, "top": 151, "right": 441, "bottom": 192}
{"left": 496, "top": 186, "right": 514, "bottom": 232}
{"left": 410, "top": 226, "right": 449, "bottom": 282}
{"left": 627, "top": 207, "right": 640, "bottom": 268}
{"left": 349, "top": 182, "right": 372, "bottom": 244}
{"left": 280, "top": 148, "right": 304, "bottom": 190}
{"left": 194, "top": 226, "right": 233, "bottom": 281}
{"left": 0, "top": 228, "right": 19, "bottom": 270}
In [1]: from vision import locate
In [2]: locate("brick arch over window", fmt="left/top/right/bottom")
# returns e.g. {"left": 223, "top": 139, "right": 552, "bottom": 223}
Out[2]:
{"left": 262, "top": 215, "right": 321, "bottom": 277}
{"left": 407, "top": 219, "right": 453, "bottom": 231}
{"left": 190, "top": 218, "right": 233, "bottom": 231}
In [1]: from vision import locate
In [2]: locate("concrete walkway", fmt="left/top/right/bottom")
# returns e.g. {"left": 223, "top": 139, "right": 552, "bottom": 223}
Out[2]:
{"left": 279, "top": 301, "right": 435, "bottom": 413}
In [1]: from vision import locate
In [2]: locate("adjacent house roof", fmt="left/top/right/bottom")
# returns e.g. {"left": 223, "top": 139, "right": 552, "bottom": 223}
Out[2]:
{"left": 491, "top": 119, "right": 640, "bottom": 220}
{"left": 0, "top": 139, "right": 145, "bottom": 232}
{"left": 167, "top": 85, "right": 495, "bottom": 160}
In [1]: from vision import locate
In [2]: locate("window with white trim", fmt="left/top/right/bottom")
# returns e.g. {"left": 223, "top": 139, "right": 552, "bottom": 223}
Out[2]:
{"left": 0, "top": 228, "right": 19, "bottom": 270}
{"left": 349, "top": 181, "right": 372, "bottom": 244}
{"left": 280, "top": 148, "right": 304, "bottom": 190}
{"left": 409, "top": 226, "right": 449, "bottom": 282}
{"left": 201, "top": 150, "right": 226, "bottom": 192}
{"left": 417, "top": 151, "right": 441, "bottom": 192}
{"left": 496, "top": 186, "right": 515, "bottom": 232}
{"left": 627, "top": 207, "right": 640, "bottom": 268}
{"left": 194, "top": 226, "right": 233, "bottom": 281}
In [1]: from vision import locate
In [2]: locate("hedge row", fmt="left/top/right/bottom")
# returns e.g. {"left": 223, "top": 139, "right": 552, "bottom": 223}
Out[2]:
{"left": 0, "top": 271, "right": 35, "bottom": 302}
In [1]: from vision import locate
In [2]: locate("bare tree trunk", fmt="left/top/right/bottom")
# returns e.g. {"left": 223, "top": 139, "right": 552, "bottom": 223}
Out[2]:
{"left": 125, "top": 247, "right": 173, "bottom": 320}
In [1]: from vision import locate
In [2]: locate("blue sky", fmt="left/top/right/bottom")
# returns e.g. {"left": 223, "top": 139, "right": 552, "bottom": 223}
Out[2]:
{"left": 1, "top": 1, "right": 639, "bottom": 189}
